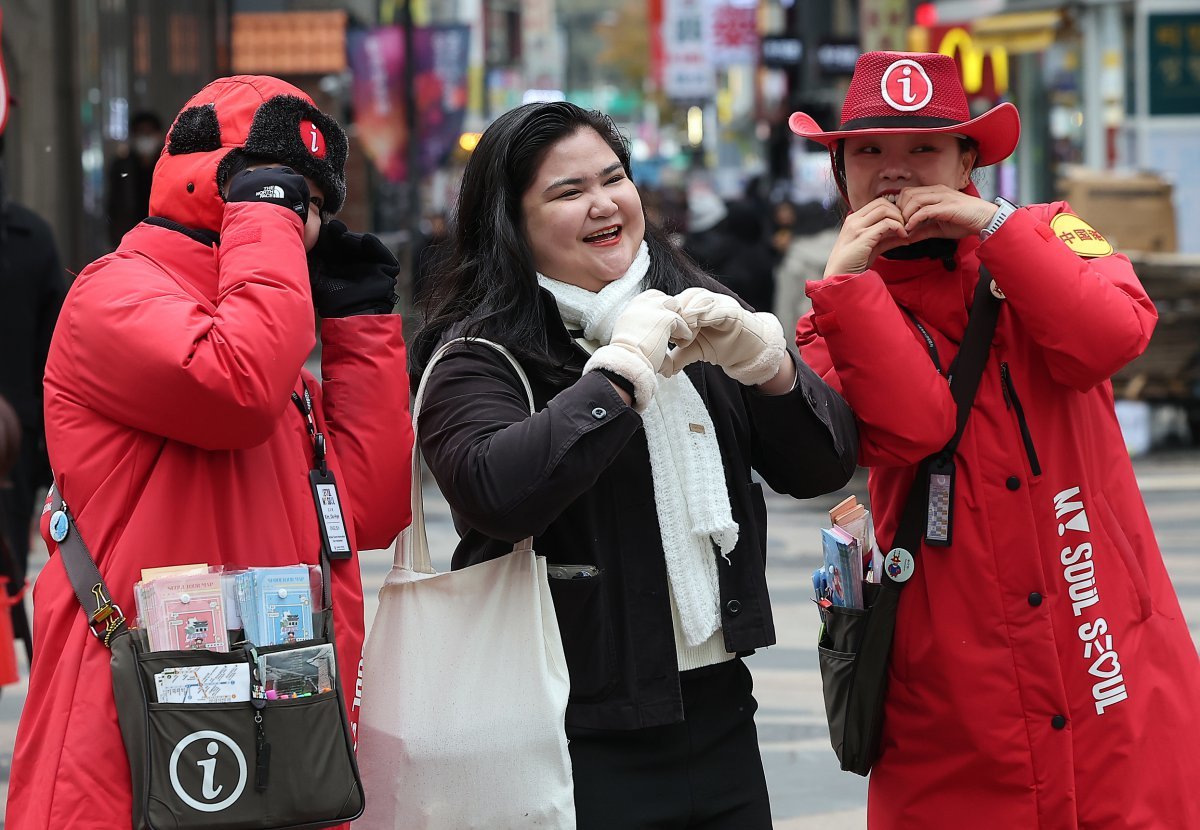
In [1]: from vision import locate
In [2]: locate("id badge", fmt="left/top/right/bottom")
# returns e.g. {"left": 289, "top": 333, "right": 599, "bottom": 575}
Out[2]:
{"left": 309, "top": 468, "right": 352, "bottom": 559}
{"left": 925, "top": 456, "right": 955, "bottom": 547}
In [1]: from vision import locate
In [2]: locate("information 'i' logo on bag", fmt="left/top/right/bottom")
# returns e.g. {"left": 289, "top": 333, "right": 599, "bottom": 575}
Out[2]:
{"left": 169, "top": 730, "right": 248, "bottom": 812}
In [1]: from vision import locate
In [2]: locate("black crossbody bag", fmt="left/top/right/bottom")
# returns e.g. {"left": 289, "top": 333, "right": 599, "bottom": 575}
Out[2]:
{"left": 818, "top": 267, "right": 1001, "bottom": 776}
{"left": 48, "top": 382, "right": 365, "bottom": 828}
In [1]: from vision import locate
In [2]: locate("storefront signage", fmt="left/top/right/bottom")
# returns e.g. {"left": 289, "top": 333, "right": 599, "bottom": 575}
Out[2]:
{"left": 711, "top": 1, "right": 758, "bottom": 68}
{"left": 1148, "top": 13, "right": 1200, "bottom": 116}
{"left": 818, "top": 42, "right": 861, "bottom": 75}
{"left": 663, "top": 0, "right": 715, "bottom": 99}
{"left": 762, "top": 36, "right": 803, "bottom": 67}
{"left": 348, "top": 24, "right": 471, "bottom": 182}
{"left": 931, "top": 26, "right": 1009, "bottom": 96}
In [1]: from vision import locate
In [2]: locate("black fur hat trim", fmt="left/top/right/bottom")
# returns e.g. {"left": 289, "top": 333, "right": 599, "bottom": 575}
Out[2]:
{"left": 167, "top": 104, "right": 222, "bottom": 155}
{"left": 219, "top": 94, "right": 348, "bottom": 216}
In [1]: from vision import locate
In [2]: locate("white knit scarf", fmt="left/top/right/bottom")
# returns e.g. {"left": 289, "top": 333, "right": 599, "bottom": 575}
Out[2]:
{"left": 537, "top": 242, "right": 739, "bottom": 647}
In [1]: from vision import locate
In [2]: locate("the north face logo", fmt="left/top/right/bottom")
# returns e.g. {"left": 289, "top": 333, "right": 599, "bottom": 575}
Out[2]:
{"left": 255, "top": 185, "right": 285, "bottom": 200}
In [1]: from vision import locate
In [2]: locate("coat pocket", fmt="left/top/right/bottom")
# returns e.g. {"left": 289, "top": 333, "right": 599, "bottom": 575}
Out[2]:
{"left": 547, "top": 567, "right": 617, "bottom": 702}
{"left": 1095, "top": 492, "right": 1154, "bottom": 622}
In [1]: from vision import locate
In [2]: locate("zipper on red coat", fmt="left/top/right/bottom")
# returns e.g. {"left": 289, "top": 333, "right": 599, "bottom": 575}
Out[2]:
{"left": 999, "top": 362, "right": 1042, "bottom": 476}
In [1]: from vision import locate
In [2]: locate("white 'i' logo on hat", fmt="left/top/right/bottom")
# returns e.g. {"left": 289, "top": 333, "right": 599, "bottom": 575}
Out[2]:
{"left": 300, "top": 119, "right": 327, "bottom": 159}
{"left": 881, "top": 59, "right": 934, "bottom": 112}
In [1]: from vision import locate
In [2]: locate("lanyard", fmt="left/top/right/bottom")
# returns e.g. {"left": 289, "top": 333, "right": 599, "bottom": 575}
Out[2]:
{"left": 292, "top": 384, "right": 327, "bottom": 475}
{"left": 292, "top": 382, "right": 352, "bottom": 561}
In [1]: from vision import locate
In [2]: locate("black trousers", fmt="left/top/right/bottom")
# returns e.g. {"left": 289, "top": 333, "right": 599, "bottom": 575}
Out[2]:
{"left": 567, "top": 658, "right": 773, "bottom": 830}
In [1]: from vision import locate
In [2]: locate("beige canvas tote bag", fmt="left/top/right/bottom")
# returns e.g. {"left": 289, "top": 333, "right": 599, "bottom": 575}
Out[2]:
{"left": 355, "top": 338, "right": 575, "bottom": 829}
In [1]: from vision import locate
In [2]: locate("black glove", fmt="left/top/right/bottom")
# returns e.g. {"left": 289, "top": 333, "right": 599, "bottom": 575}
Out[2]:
{"left": 307, "top": 220, "right": 400, "bottom": 317}
{"left": 226, "top": 166, "right": 310, "bottom": 224}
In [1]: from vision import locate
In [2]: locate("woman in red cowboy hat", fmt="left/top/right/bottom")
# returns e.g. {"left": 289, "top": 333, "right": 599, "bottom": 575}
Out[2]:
{"left": 793, "top": 51, "right": 1200, "bottom": 829}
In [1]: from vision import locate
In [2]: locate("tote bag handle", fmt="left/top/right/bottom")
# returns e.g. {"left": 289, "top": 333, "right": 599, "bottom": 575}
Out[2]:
{"left": 399, "top": 337, "right": 537, "bottom": 573}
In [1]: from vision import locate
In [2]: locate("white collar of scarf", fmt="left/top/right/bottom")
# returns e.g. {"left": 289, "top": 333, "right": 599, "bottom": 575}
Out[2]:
{"left": 537, "top": 242, "right": 739, "bottom": 647}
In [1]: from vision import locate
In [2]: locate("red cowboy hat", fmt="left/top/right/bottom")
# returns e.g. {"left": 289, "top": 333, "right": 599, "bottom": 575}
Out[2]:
{"left": 788, "top": 51, "right": 1020, "bottom": 168}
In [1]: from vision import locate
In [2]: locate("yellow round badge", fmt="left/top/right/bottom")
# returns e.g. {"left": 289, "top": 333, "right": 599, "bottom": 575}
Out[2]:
{"left": 1049, "top": 213, "right": 1114, "bottom": 258}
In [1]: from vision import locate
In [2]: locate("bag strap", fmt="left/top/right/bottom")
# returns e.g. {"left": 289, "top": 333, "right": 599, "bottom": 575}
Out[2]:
{"left": 399, "top": 337, "right": 536, "bottom": 574}
{"left": 942, "top": 265, "right": 1002, "bottom": 459}
{"left": 47, "top": 484, "right": 129, "bottom": 647}
{"left": 888, "top": 266, "right": 1002, "bottom": 576}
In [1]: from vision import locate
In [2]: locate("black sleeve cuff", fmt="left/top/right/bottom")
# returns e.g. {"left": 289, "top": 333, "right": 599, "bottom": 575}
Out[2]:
{"left": 594, "top": 368, "right": 637, "bottom": 407}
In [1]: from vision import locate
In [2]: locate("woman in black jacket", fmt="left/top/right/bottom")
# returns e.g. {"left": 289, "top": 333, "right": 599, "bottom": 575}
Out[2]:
{"left": 412, "top": 101, "right": 858, "bottom": 829}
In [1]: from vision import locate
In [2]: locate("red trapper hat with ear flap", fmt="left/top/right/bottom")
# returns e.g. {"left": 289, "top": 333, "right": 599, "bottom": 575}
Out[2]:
{"left": 788, "top": 51, "right": 1020, "bottom": 168}
{"left": 148, "top": 75, "right": 348, "bottom": 233}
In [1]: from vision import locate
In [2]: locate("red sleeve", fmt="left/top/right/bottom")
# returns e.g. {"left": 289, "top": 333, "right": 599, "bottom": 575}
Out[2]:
{"left": 317, "top": 314, "right": 414, "bottom": 549}
{"left": 978, "top": 202, "right": 1157, "bottom": 390}
{"left": 67, "top": 203, "right": 314, "bottom": 449}
{"left": 797, "top": 271, "right": 955, "bottom": 467}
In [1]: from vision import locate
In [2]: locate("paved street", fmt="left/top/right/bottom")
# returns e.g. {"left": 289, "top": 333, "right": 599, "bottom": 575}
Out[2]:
{"left": 2, "top": 451, "right": 1198, "bottom": 827}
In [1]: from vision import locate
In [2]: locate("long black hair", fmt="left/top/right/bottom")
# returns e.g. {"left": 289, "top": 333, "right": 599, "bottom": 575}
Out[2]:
{"left": 411, "top": 101, "right": 705, "bottom": 380}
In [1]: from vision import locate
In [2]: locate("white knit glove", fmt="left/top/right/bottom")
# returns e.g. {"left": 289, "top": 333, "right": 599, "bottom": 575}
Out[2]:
{"left": 663, "top": 287, "right": 788, "bottom": 386}
{"left": 584, "top": 289, "right": 690, "bottom": 412}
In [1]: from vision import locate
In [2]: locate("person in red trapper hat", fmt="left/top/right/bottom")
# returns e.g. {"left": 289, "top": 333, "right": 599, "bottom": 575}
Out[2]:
{"left": 792, "top": 51, "right": 1200, "bottom": 829}
{"left": 7, "top": 75, "right": 413, "bottom": 828}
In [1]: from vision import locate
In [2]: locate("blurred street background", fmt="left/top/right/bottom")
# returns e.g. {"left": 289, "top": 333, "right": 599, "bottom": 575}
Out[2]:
{"left": 2, "top": 0, "right": 1200, "bottom": 826}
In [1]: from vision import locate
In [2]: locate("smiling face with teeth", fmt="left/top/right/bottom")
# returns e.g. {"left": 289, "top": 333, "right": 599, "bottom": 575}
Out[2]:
{"left": 521, "top": 127, "right": 646, "bottom": 292}
{"left": 842, "top": 132, "right": 976, "bottom": 212}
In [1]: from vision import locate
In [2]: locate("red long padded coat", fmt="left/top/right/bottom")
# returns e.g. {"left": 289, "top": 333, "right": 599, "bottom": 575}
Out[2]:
{"left": 7, "top": 77, "right": 413, "bottom": 828}
{"left": 797, "top": 198, "right": 1200, "bottom": 829}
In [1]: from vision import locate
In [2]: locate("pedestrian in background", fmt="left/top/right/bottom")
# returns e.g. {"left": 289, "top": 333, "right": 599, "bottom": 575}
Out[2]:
{"left": 106, "top": 109, "right": 164, "bottom": 246}
{"left": 680, "top": 187, "right": 727, "bottom": 272}
{"left": 0, "top": 134, "right": 67, "bottom": 663}
{"left": 0, "top": 392, "right": 20, "bottom": 645}
{"left": 0, "top": 390, "right": 20, "bottom": 687}
{"left": 768, "top": 198, "right": 799, "bottom": 260}
{"left": 793, "top": 50, "right": 1200, "bottom": 828}
{"left": 682, "top": 191, "right": 777, "bottom": 313}
{"left": 713, "top": 200, "right": 777, "bottom": 313}
{"left": 0, "top": 395, "right": 17, "bottom": 480}
{"left": 772, "top": 200, "right": 840, "bottom": 329}
{"left": 412, "top": 100, "right": 858, "bottom": 829}
{"left": 8, "top": 75, "right": 413, "bottom": 828}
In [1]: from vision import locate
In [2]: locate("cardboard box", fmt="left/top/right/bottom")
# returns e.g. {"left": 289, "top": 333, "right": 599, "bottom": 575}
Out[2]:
{"left": 1056, "top": 168, "right": 1178, "bottom": 253}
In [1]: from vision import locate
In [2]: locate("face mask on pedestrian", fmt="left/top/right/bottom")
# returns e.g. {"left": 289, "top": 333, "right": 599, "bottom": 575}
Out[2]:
{"left": 133, "top": 133, "right": 162, "bottom": 161}
{"left": 135, "top": 134, "right": 163, "bottom": 160}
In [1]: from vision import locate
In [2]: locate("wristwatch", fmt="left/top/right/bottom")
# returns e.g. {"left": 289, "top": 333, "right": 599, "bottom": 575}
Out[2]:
{"left": 980, "top": 197, "right": 1018, "bottom": 240}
